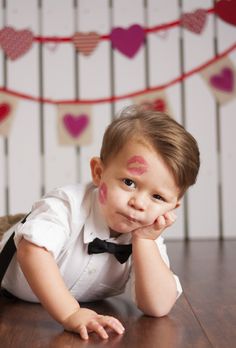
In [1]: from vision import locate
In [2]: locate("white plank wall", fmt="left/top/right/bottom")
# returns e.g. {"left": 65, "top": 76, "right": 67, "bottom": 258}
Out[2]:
{"left": 7, "top": 0, "right": 41, "bottom": 214}
{"left": 0, "top": 0, "right": 236, "bottom": 239}
{"left": 217, "top": 16, "right": 236, "bottom": 238}
{"left": 42, "top": 0, "right": 77, "bottom": 192}
{"left": 147, "top": 0, "right": 185, "bottom": 240}
{"left": 0, "top": 3, "right": 5, "bottom": 216}
{"left": 77, "top": 0, "right": 111, "bottom": 183}
{"left": 182, "top": 0, "right": 219, "bottom": 239}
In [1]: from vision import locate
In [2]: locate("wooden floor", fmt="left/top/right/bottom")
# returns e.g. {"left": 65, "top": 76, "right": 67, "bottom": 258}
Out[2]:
{"left": 0, "top": 240, "right": 235, "bottom": 348}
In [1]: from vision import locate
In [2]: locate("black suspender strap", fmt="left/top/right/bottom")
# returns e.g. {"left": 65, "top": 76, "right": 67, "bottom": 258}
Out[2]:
{"left": 0, "top": 232, "right": 16, "bottom": 285}
{"left": 0, "top": 212, "right": 30, "bottom": 286}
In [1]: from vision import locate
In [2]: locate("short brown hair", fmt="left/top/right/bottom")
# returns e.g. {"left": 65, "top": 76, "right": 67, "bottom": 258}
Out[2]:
{"left": 100, "top": 105, "right": 200, "bottom": 197}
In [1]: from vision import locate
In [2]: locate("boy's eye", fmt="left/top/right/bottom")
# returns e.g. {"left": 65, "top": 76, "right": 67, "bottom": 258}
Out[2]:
{"left": 123, "top": 178, "right": 136, "bottom": 188}
{"left": 153, "top": 194, "right": 164, "bottom": 201}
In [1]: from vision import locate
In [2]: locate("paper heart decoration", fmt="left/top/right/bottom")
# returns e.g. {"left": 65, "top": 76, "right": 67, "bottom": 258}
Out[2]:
{"left": 0, "top": 26, "right": 33, "bottom": 60}
{"left": 181, "top": 9, "right": 207, "bottom": 34}
{"left": 73, "top": 32, "right": 100, "bottom": 56}
{"left": 215, "top": 0, "right": 236, "bottom": 26}
{"left": 210, "top": 67, "right": 234, "bottom": 92}
{"left": 63, "top": 114, "right": 89, "bottom": 138}
{"left": 0, "top": 103, "right": 11, "bottom": 122}
{"left": 111, "top": 24, "right": 145, "bottom": 58}
{"left": 140, "top": 98, "right": 166, "bottom": 112}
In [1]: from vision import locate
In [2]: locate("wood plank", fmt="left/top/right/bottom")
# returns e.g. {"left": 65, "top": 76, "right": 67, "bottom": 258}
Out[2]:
{"left": 0, "top": 5, "right": 6, "bottom": 215}
{"left": 146, "top": 0, "right": 185, "bottom": 240}
{"left": 182, "top": 0, "right": 219, "bottom": 238}
{"left": 167, "top": 240, "right": 236, "bottom": 348}
{"left": 77, "top": 0, "right": 111, "bottom": 184}
{"left": 6, "top": 0, "right": 41, "bottom": 213}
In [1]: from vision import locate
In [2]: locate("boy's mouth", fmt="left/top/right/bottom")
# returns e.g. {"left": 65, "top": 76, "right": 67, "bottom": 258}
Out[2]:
{"left": 118, "top": 212, "right": 139, "bottom": 224}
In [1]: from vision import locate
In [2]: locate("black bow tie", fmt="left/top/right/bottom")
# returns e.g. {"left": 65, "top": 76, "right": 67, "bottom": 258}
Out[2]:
{"left": 88, "top": 238, "right": 132, "bottom": 264}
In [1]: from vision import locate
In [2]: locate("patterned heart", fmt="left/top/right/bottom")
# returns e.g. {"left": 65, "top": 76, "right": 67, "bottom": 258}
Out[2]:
{"left": 210, "top": 67, "right": 234, "bottom": 92}
{"left": 111, "top": 24, "right": 145, "bottom": 58}
{"left": 215, "top": 0, "right": 236, "bottom": 26}
{"left": 63, "top": 114, "right": 89, "bottom": 138}
{"left": 181, "top": 9, "right": 207, "bottom": 34}
{"left": 73, "top": 32, "right": 100, "bottom": 56}
{"left": 0, "top": 26, "right": 33, "bottom": 60}
{"left": 0, "top": 103, "right": 11, "bottom": 122}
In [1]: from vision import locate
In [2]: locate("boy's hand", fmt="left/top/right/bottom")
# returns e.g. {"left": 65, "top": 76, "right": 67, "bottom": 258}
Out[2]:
{"left": 132, "top": 211, "right": 177, "bottom": 240}
{"left": 62, "top": 308, "right": 125, "bottom": 340}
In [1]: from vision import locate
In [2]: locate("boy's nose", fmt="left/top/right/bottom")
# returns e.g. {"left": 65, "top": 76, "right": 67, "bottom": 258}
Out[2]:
{"left": 128, "top": 195, "right": 146, "bottom": 211}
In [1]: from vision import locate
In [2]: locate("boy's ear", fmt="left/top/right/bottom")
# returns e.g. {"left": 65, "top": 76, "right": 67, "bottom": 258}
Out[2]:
{"left": 90, "top": 157, "right": 104, "bottom": 186}
{"left": 175, "top": 200, "right": 181, "bottom": 209}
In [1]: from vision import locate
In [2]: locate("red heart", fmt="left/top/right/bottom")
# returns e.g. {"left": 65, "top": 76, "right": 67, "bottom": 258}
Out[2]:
{"left": 63, "top": 114, "right": 89, "bottom": 138}
{"left": 181, "top": 9, "right": 207, "bottom": 34}
{"left": 210, "top": 67, "right": 234, "bottom": 92}
{"left": 0, "top": 103, "right": 11, "bottom": 122}
{"left": 139, "top": 99, "right": 166, "bottom": 112}
{"left": 0, "top": 26, "right": 33, "bottom": 60}
{"left": 215, "top": 0, "right": 236, "bottom": 26}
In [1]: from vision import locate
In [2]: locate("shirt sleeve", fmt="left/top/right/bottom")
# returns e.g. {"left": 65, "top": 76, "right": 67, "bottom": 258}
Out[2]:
{"left": 128, "top": 236, "right": 182, "bottom": 302}
{"left": 14, "top": 188, "right": 72, "bottom": 259}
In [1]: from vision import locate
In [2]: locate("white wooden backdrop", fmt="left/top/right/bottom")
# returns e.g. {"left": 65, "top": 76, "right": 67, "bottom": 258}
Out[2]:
{"left": 0, "top": 0, "right": 236, "bottom": 240}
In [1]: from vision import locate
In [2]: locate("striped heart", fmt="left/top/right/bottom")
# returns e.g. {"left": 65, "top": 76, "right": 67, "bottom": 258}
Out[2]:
{"left": 0, "top": 26, "right": 33, "bottom": 60}
{"left": 73, "top": 32, "right": 100, "bottom": 56}
{"left": 181, "top": 9, "right": 207, "bottom": 34}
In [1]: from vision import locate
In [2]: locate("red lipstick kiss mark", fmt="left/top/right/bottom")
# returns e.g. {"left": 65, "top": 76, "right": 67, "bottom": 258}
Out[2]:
{"left": 99, "top": 182, "right": 107, "bottom": 204}
{"left": 127, "top": 155, "right": 148, "bottom": 175}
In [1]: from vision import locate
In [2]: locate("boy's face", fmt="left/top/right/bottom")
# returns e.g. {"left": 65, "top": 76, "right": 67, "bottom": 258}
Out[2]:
{"left": 90, "top": 140, "right": 181, "bottom": 234}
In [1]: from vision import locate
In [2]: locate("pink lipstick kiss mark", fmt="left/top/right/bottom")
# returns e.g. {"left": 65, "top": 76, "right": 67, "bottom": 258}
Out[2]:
{"left": 99, "top": 183, "right": 107, "bottom": 205}
{"left": 127, "top": 155, "right": 148, "bottom": 175}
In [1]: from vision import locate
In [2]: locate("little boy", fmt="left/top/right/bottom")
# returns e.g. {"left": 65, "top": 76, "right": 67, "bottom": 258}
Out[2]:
{"left": 0, "top": 105, "right": 200, "bottom": 340}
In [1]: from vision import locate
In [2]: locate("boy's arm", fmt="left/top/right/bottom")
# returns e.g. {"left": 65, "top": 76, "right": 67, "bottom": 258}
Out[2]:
{"left": 131, "top": 212, "right": 178, "bottom": 317}
{"left": 17, "top": 238, "right": 125, "bottom": 340}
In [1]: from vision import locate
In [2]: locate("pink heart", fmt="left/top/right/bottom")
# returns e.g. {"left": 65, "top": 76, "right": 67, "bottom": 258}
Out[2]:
{"left": 63, "top": 114, "right": 89, "bottom": 138}
{"left": 0, "top": 103, "right": 11, "bottom": 122}
{"left": 181, "top": 9, "right": 207, "bottom": 34}
{"left": 110, "top": 24, "right": 145, "bottom": 58}
{"left": 210, "top": 67, "right": 234, "bottom": 92}
{"left": 0, "top": 26, "right": 33, "bottom": 60}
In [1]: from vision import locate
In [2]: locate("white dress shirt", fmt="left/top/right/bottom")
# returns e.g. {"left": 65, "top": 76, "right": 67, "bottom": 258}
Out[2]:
{"left": 0, "top": 182, "right": 182, "bottom": 303}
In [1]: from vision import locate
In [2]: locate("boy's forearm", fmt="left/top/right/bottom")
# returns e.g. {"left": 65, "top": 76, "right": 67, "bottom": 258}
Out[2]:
{"left": 17, "top": 239, "right": 80, "bottom": 323}
{"left": 132, "top": 237, "right": 177, "bottom": 317}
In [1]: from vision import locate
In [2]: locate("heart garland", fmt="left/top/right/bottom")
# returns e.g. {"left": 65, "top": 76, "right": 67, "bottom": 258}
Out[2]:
{"left": 0, "top": 27, "right": 33, "bottom": 60}
{"left": 181, "top": 9, "right": 207, "bottom": 34}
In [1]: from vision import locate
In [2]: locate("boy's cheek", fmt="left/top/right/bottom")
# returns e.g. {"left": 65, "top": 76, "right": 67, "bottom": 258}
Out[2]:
{"left": 98, "top": 182, "right": 108, "bottom": 204}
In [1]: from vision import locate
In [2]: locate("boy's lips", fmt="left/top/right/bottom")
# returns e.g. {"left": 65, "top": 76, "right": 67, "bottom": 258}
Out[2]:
{"left": 118, "top": 212, "right": 139, "bottom": 224}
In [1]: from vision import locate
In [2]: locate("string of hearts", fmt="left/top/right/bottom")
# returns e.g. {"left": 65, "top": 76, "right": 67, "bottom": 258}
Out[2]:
{"left": 0, "top": 41, "right": 235, "bottom": 105}
{"left": 0, "top": 1, "right": 235, "bottom": 60}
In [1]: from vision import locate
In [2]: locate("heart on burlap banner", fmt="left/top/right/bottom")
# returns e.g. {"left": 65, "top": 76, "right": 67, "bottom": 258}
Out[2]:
{"left": 0, "top": 92, "right": 18, "bottom": 137}
{"left": 200, "top": 57, "right": 236, "bottom": 104}
{"left": 57, "top": 104, "right": 93, "bottom": 146}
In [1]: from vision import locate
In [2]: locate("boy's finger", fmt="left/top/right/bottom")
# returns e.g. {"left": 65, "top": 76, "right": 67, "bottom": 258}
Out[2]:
{"left": 77, "top": 324, "right": 89, "bottom": 340}
{"left": 88, "top": 320, "right": 109, "bottom": 339}
{"left": 100, "top": 316, "right": 125, "bottom": 335}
